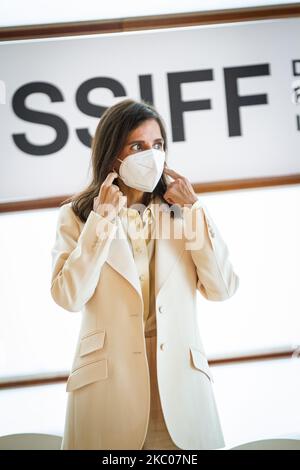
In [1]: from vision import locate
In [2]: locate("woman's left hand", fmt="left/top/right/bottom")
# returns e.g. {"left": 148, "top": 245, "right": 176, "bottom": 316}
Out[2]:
{"left": 163, "top": 166, "right": 198, "bottom": 207}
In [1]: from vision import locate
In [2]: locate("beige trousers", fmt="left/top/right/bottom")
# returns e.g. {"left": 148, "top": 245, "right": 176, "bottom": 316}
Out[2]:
{"left": 142, "top": 333, "right": 181, "bottom": 450}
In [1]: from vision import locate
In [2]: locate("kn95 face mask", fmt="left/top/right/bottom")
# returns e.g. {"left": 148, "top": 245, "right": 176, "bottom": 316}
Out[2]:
{"left": 116, "top": 148, "right": 165, "bottom": 192}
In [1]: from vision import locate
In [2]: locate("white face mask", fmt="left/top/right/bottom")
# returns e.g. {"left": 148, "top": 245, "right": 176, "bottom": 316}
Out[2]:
{"left": 116, "top": 148, "right": 165, "bottom": 192}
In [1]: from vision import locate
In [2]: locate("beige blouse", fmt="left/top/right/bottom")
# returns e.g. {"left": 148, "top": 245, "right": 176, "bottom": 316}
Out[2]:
{"left": 119, "top": 197, "right": 157, "bottom": 337}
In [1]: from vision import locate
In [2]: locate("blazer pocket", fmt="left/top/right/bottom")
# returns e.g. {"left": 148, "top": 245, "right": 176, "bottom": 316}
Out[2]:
{"left": 189, "top": 346, "right": 214, "bottom": 383}
{"left": 79, "top": 330, "right": 106, "bottom": 357}
{"left": 66, "top": 358, "right": 108, "bottom": 392}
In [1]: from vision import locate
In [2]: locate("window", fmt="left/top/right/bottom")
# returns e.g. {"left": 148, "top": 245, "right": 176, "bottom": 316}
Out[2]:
{"left": 196, "top": 184, "right": 300, "bottom": 357}
{"left": 0, "top": 208, "right": 81, "bottom": 378}
{"left": 1, "top": 184, "right": 299, "bottom": 379}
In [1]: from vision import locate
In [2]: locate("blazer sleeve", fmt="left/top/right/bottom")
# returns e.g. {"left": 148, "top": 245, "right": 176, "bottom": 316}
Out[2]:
{"left": 50, "top": 203, "right": 117, "bottom": 312}
{"left": 183, "top": 199, "right": 240, "bottom": 301}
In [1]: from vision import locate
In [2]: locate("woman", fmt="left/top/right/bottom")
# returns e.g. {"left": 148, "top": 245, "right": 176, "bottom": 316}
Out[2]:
{"left": 50, "top": 98, "right": 239, "bottom": 450}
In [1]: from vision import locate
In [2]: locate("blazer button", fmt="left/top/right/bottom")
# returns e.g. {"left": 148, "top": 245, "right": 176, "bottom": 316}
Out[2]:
{"left": 158, "top": 306, "right": 163, "bottom": 313}
{"left": 160, "top": 343, "right": 166, "bottom": 351}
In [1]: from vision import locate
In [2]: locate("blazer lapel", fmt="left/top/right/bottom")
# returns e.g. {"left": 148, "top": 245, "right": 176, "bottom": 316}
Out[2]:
{"left": 104, "top": 198, "right": 185, "bottom": 301}
{"left": 153, "top": 202, "right": 185, "bottom": 298}
{"left": 105, "top": 216, "right": 143, "bottom": 299}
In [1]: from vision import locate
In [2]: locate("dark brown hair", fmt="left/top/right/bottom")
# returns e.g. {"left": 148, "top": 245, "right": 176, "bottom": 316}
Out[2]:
{"left": 62, "top": 98, "right": 176, "bottom": 222}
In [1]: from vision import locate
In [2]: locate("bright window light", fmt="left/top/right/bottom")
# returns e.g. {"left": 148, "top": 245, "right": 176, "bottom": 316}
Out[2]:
{"left": 0, "top": 184, "right": 299, "bottom": 380}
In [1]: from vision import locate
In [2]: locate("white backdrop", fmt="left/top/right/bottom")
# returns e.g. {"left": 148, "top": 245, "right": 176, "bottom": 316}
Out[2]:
{"left": 0, "top": 17, "right": 299, "bottom": 202}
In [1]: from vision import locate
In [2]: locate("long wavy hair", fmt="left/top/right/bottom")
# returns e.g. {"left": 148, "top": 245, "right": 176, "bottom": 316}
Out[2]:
{"left": 62, "top": 98, "right": 176, "bottom": 222}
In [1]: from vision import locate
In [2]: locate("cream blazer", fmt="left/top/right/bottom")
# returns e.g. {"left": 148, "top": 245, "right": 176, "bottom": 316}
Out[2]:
{"left": 50, "top": 197, "right": 239, "bottom": 450}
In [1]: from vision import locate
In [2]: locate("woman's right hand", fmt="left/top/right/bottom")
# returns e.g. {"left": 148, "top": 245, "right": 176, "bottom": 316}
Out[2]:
{"left": 93, "top": 171, "right": 127, "bottom": 221}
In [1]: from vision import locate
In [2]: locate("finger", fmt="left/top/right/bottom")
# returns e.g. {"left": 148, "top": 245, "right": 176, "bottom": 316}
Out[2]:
{"left": 103, "top": 171, "right": 119, "bottom": 186}
{"left": 165, "top": 196, "right": 175, "bottom": 204}
{"left": 99, "top": 171, "right": 118, "bottom": 197}
{"left": 164, "top": 167, "right": 184, "bottom": 180}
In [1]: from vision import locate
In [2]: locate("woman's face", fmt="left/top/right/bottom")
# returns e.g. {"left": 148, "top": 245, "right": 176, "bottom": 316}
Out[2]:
{"left": 115, "top": 118, "right": 164, "bottom": 172}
